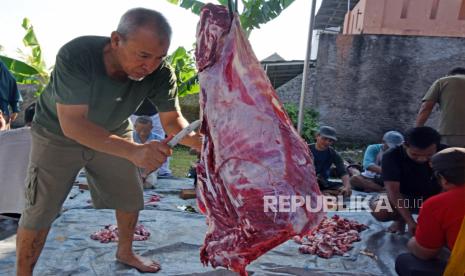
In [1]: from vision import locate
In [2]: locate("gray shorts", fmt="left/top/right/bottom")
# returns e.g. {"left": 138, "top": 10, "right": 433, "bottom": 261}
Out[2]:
{"left": 19, "top": 124, "right": 144, "bottom": 230}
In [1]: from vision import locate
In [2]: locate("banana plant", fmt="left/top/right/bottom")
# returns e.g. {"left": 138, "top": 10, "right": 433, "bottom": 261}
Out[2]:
{"left": 164, "top": 0, "right": 295, "bottom": 97}
{"left": 166, "top": 0, "right": 295, "bottom": 35}
{"left": 167, "top": 46, "right": 200, "bottom": 97}
{"left": 0, "top": 18, "right": 49, "bottom": 95}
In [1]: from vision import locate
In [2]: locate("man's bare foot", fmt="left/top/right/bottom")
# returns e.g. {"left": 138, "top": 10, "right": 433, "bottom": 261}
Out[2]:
{"left": 116, "top": 252, "right": 161, "bottom": 273}
{"left": 387, "top": 221, "right": 406, "bottom": 234}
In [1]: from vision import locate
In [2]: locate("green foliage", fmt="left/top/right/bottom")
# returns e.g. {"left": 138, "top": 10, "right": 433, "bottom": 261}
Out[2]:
{"left": 0, "top": 18, "right": 49, "bottom": 95}
{"left": 0, "top": 56, "right": 39, "bottom": 82}
{"left": 164, "top": 0, "right": 296, "bottom": 97}
{"left": 283, "top": 103, "right": 319, "bottom": 143}
{"left": 21, "top": 18, "right": 46, "bottom": 71}
{"left": 171, "top": 145, "right": 199, "bottom": 177}
{"left": 166, "top": 0, "right": 295, "bottom": 35}
{"left": 167, "top": 46, "right": 200, "bottom": 97}
{"left": 231, "top": 0, "right": 294, "bottom": 34}
{"left": 168, "top": 0, "right": 205, "bottom": 14}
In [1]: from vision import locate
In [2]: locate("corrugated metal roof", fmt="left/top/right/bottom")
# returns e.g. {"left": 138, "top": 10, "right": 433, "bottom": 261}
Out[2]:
{"left": 260, "top": 60, "right": 317, "bottom": 89}
{"left": 314, "top": 0, "right": 360, "bottom": 30}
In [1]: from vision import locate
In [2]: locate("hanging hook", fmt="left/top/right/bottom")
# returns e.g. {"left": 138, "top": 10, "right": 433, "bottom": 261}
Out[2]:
{"left": 228, "top": 0, "right": 236, "bottom": 21}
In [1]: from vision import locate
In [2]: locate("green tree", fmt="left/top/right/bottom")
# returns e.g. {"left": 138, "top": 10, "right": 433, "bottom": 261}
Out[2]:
{"left": 167, "top": 46, "right": 200, "bottom": 97}
{"left": 165, "top": 0, "right": 295, "bottom": 97}
{"left": 166, "top": 0, "right": 294, "bottom": 35}
{"left": 0, "top": 18, "right": 50, "bottom": 95}
{"left": 284, "top": 103, "right": 318, "bottom": 143}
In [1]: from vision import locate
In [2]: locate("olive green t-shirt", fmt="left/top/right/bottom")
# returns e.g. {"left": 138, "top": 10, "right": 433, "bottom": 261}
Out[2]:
{"left": 423, "top": 75, "right": 465, "bottom": 135}
{"left": 34, "top": 36, "right": 180, "bottom": 136}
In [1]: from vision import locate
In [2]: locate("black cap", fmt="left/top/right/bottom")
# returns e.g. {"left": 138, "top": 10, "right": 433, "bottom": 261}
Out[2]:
{"left": 432, "top": 147, "right": 465, "bottom": 184}
{"left": 318, "top": 126, "right": 337, "bottom": 141}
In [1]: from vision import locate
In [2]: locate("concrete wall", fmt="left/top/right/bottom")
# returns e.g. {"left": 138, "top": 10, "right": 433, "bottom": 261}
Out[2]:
{"left": 179, "top": 94, "right": 200, "bottom": 123}
{"left": 180, "top": 69, "right": 318, "bottom": 123}
{"left": 312, "top": 33, "right": 465, "bottom": 143}
{"left": 275, "top": 68, "right": 316, "bottom": 107}
{"left": 344, "top": 0, "right": 465, "bottom": 38}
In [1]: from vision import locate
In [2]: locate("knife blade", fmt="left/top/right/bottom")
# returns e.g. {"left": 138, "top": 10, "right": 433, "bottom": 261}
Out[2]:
{"left": 141, "top": 119, "right": 201, "bottom": 178}
{"left": 166, "top": 119, "right": 201, "bottom": 148}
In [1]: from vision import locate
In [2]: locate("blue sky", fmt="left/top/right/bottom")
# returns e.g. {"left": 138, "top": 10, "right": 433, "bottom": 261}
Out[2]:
{"left": 0, "top": 0, "right": 320, "bottom": 67}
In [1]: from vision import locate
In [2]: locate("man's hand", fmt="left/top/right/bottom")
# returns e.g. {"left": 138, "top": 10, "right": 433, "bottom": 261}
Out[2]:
{"left": 130, "top": 141, "right": 172, "bottom": 172}
{"left": 0, "top": 113, "right": 6, "bottom": 131}
{"left": 9, "top": 112, "right": 18, "bottom": 122}
{"left": 407, "top": 221, "right": 417, "bottom": 236}
{"left": 159, "top": 111, "right": 203, "bottom": 151}
{"left": 340, "top": 174, "right": 352, "bottom": 197}
{"left": 341, "top": 186, "right": 352, "bottom": 197}
{"left": 189, "top": 132, "right": 203, "bottom": 152}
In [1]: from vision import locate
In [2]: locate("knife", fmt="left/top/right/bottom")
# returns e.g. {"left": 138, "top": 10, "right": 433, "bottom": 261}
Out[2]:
{"left": 141, "top": 119, "right": 201, "bottom": 178}
{"left": 166, "top": 119, "right": 201, "bottom": 148}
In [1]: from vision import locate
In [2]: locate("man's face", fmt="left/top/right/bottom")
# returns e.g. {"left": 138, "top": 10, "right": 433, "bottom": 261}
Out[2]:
{"left": 315, "top": 134, "right": 335, "bottom": 150}
{"left": 112, "top": 26, "right": 169, "bottom": 81}
{"left": 134, "top": 122, "right": 152, "bottom": 141}
{"left": 405, "top": 144, "right": 437, "bottom": 163}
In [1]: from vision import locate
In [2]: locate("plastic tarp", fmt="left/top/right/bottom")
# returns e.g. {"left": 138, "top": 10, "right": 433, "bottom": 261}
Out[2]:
{"left": 0, "top": 178, "right": 416, "bottom": 275}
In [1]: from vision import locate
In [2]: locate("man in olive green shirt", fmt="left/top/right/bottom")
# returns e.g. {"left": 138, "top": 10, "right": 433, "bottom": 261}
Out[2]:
{"left": 416, "top": 67, "right": 465, "bottom": 147}
{"left": 16, "top": 8, "right": 201, "bottom": 275}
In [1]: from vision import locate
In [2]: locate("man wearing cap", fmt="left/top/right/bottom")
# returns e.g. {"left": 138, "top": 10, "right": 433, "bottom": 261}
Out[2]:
{"left": 416, "top": 67, "right": 465, "bottom": 147}
{"left": 309, "top": 126, "right": 351, "bottom": 197}
{"left": 395, "top": 147, "right": 465, "bottom": 276}
{"left": 369, "top": 127, "right": 447, "bottom": 234}
{"left": 350, "top": 131, "right": 404, "bottom": 192}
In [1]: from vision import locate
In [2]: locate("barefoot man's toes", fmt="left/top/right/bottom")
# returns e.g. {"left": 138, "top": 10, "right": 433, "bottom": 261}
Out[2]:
{"left": 116, "top": 253, "right": 161, "bottom": 273}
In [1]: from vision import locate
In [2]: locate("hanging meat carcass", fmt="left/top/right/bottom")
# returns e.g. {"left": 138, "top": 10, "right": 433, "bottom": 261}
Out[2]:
{"left": 195, "top": 4, "right": 324, "bottom": 275}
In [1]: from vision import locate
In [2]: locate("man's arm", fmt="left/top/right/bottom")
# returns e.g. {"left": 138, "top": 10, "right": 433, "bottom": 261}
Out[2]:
{"left": 415, "top": 100, "right": 435, "bottom": 127}
{"left": 407, "top": 237, "right": 441, "bottom": 260}
{"left": 363, "top": 145, "right": 381, "bottom": 173}
{"left": 340, "top": 174, "right": 351, "bottom": 196}
{"left": 159, "top": 110, "right": 202, "bottom": 151}
{"left": 57, "top": 103, "right": 171, "bottom": 171}
{"left": 385, "top": 181, "right": 416, "bottom": 234}
{"left": 367, "top": 164, "right": 382, "bottom": 174}
{"left": 332, "top": 150, "right": 351, "bottom": 196}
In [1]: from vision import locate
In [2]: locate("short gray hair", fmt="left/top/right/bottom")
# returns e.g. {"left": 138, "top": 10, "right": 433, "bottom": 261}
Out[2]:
{"left": 135, "top": 116, "right": 153, "bottom": 126}
{"left": 117, "top": 8, "right": 172, "bottom": 42}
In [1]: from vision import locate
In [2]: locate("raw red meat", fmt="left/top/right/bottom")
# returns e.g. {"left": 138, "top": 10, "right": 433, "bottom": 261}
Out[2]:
{"left": 297, "top": 215, "right": 368, "bottom": 258}
{"left": 144, "top": 194, "right": 161, "bottom": 206}
{"left": 90, "top": 224, "right": 151, "bottom": 243}
{"left": 195, "top": 4, "right": 324, "bottom": 275}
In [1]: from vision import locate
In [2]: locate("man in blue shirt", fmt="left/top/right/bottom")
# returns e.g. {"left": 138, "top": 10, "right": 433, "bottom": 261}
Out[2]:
{"left": 132, "top": 99, "right": 173, "bottom": 177}
{"left": 0, "top": 61, "right": 22, "bottom": 129}
{"left": 133, "top": 116, "right": 162, "bottom": 188}
{"left": 350, "top": 131, "right": 404, "bottom": 192}
{"left": 133, "top": 116, "right": 161, "bottom": 144}
{"left": 309, "top": 126, "right": 351, "bottom": 197}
